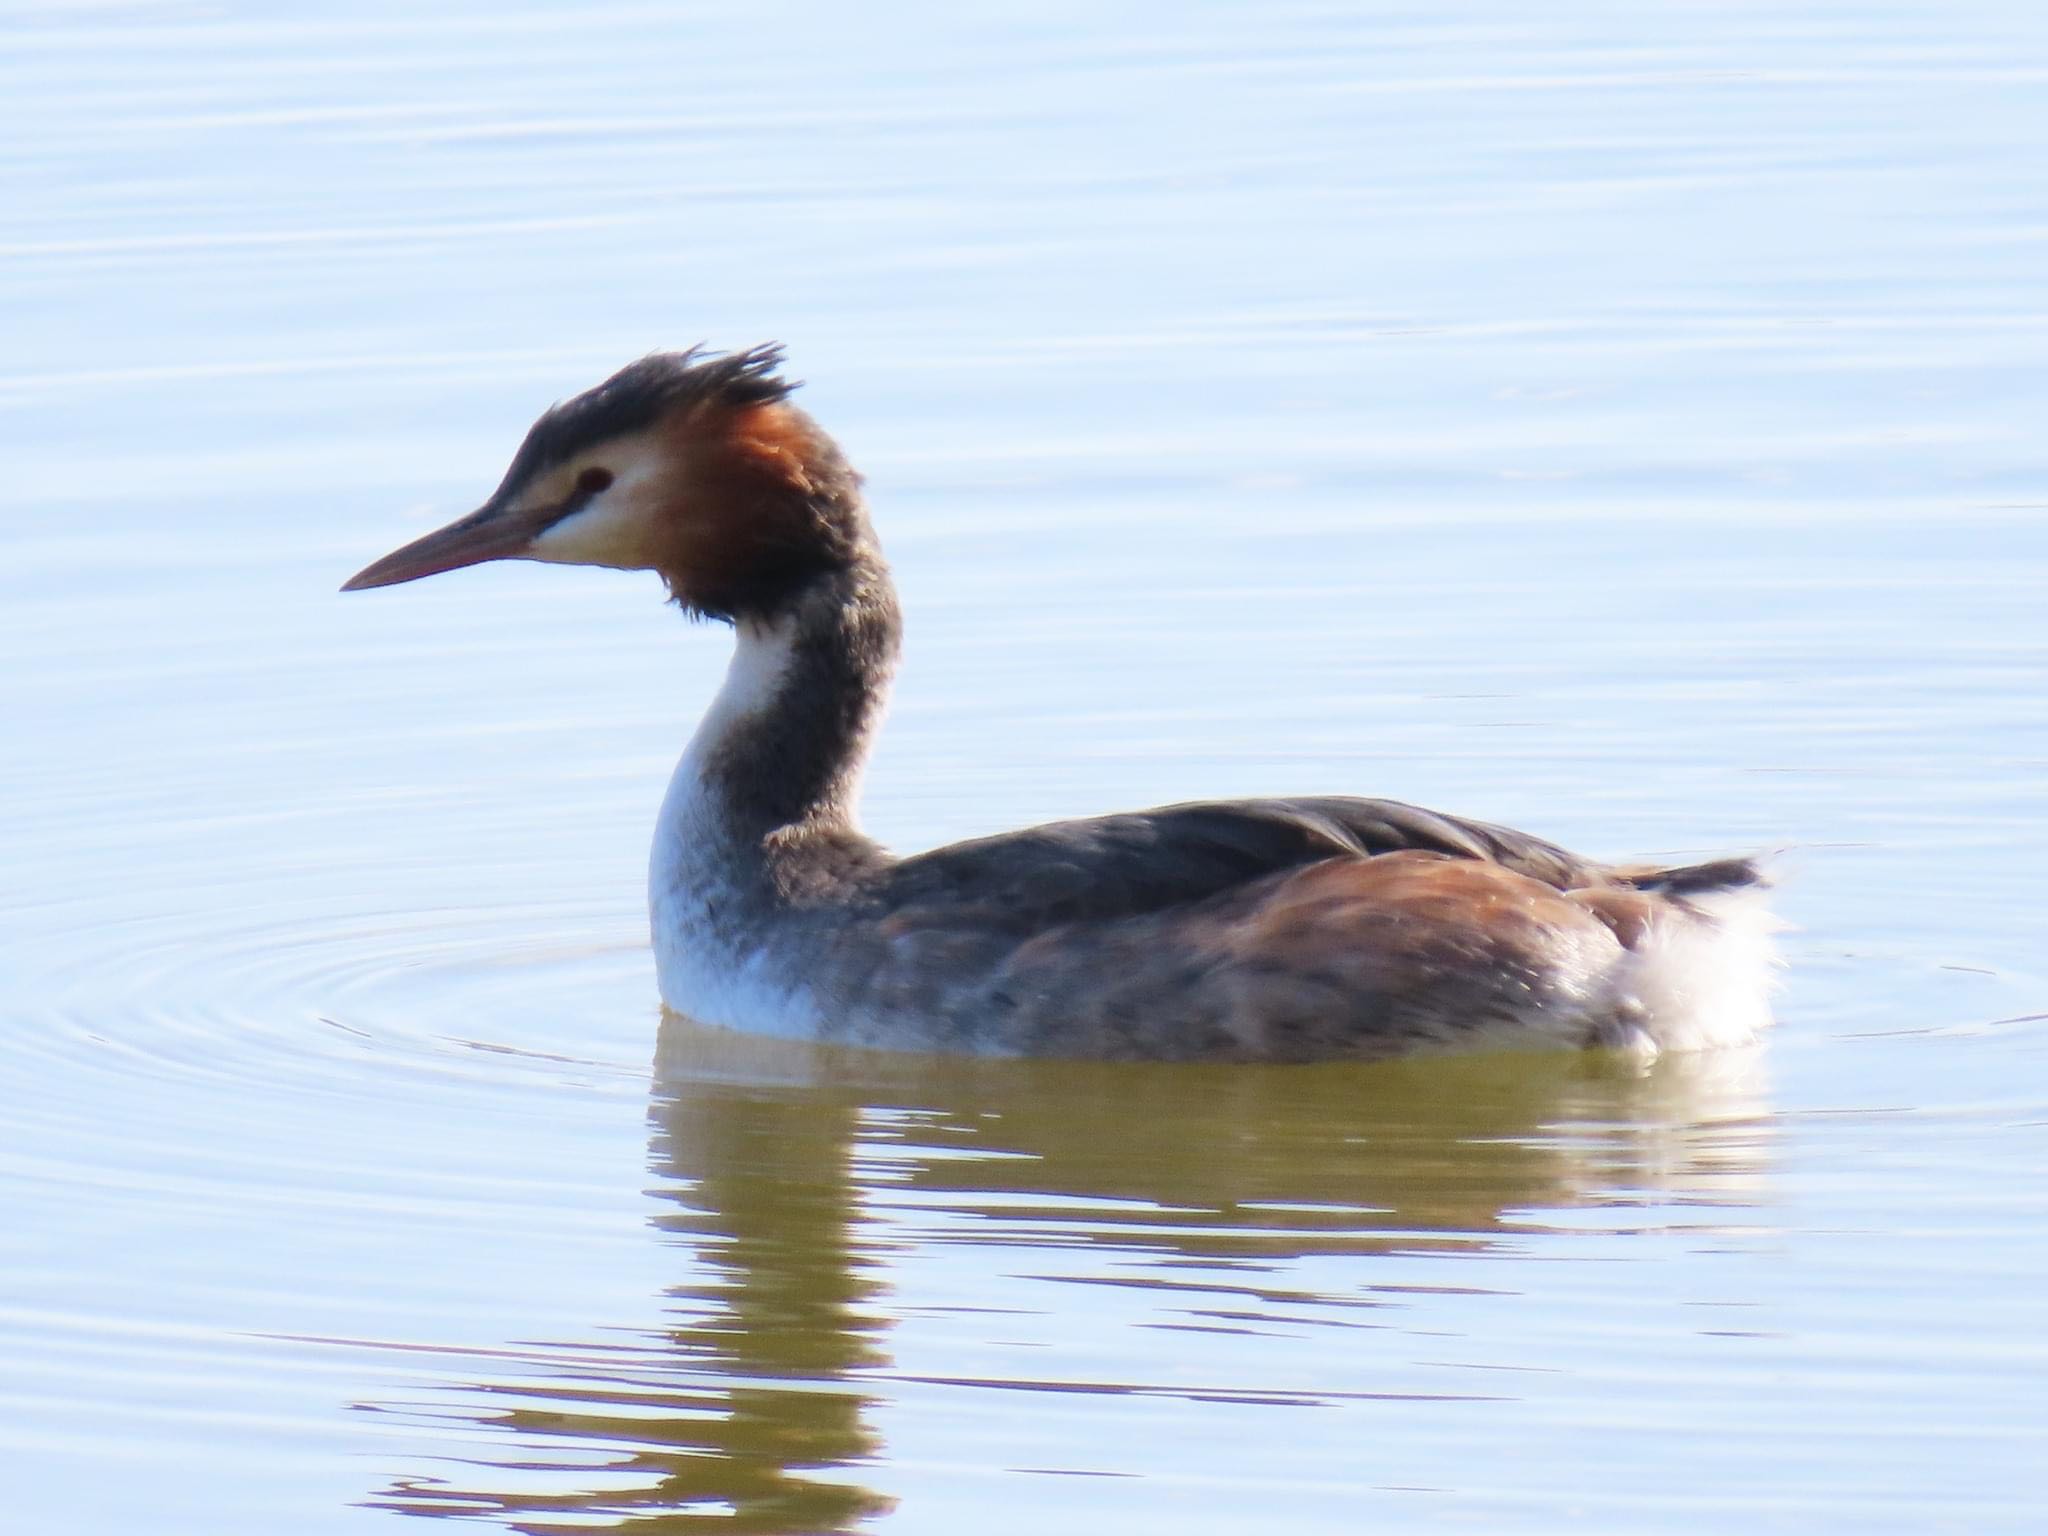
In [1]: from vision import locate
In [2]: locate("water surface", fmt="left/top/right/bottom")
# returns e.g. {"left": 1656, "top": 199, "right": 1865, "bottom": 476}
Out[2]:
{"left": 4, "top": 2, "right": 2047, "bottom": 1531}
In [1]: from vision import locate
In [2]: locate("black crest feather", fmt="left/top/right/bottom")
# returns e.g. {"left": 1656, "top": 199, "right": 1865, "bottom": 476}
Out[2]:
{"left": 490, "top": 343, "right": 796, "bottom": 502}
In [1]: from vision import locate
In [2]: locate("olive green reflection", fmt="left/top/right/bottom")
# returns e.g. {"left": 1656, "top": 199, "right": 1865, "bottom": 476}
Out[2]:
{"left": 368, "top": 1058, "right": 895, "bottom": 1534}
{"left": 657, "top": 1022, "right": 1772, "bottom": 1261}
{"left": 369, "top": 1019, "right": 1769, "bottom": 1530}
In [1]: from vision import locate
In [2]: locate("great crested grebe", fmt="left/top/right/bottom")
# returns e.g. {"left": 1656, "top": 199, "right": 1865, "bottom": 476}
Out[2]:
{"left": 344, "top": 346, "right": 1775, "bottom": 1062}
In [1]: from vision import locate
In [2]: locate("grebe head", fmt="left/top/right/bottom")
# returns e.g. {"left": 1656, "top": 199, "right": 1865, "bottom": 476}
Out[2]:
{"left": 341, "top": 344, "right": 870, "bottom": 621}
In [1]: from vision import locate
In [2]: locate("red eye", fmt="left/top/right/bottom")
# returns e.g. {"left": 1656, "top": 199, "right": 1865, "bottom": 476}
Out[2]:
{"left": 576, "top": 466, "right": 614, "bottom": 495}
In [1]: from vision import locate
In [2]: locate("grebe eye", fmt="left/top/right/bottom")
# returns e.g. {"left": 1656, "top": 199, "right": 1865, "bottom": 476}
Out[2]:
{"left": 576, "top": 466, "right": 614, "bottom": 495}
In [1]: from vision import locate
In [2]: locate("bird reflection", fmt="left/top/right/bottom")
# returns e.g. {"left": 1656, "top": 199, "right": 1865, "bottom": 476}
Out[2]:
{"left": 367, "top": 1057, "right": 895, "bottom": 1534}
{"left": 366, "top": 1019, "right": 1771, "bottom": 1530}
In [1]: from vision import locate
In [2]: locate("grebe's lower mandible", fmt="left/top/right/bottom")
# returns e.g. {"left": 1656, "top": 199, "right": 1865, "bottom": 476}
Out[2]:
{"left": 343, "top": 346, "right": 1774, "bottom": 1062}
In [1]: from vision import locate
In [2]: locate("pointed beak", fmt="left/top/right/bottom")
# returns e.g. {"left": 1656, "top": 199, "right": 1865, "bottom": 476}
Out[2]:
{"left": 340, "top": 499, "right": 563, "bottom": 592}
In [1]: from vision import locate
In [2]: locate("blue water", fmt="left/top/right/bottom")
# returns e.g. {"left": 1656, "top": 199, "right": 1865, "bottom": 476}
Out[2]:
{"left": 3, "top": 3, "right": 2046, "bottom": 1531}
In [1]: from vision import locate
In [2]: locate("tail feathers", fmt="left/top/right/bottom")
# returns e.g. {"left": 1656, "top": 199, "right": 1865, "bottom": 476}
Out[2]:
{"left": 1616, "top": 855, "right": 1768, "bottom": 898}
{"left": 1600, "top": 860, "right": 1780, "bottom": 1056}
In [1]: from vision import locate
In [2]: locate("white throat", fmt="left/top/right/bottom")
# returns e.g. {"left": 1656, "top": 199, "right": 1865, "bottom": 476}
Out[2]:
{"left": 663, "top": 615, "right": 799, "bottom": 848}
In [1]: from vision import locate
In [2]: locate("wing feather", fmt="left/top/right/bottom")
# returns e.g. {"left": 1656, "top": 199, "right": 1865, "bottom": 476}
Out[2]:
{"left": 875, "top": 796, "right": 1604, "bottom": 932}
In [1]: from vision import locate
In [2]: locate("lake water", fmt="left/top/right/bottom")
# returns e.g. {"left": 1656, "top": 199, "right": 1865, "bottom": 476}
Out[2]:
{"left": 5, "top": 2, "right": 2047, "bottom": 1530}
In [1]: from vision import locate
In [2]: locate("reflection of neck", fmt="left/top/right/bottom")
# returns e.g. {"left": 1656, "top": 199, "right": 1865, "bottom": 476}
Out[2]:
{"left": 681, "top": 558, "right": 902, "bottom": 843}
{"left": 654, "top": 1081, "right": 881, "bottom": 1376}
{"left": 648, "top": 1073, "right": 895, "bottom": 1529}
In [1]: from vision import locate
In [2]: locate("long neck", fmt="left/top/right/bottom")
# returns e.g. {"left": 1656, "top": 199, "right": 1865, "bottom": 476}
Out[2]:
{"left": 678, "top": 557, "right": 902, "bottom": 845}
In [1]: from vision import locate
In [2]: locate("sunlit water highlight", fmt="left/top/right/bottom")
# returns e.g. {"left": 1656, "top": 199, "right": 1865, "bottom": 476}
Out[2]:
{"left": 4, "top": 2, "right": 2047, "bottom": 1532}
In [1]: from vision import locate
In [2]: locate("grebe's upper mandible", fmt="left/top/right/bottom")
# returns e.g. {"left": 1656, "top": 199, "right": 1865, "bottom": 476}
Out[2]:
{"left": 343, "top": 346, "right": 1774, "bottom": 1062}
